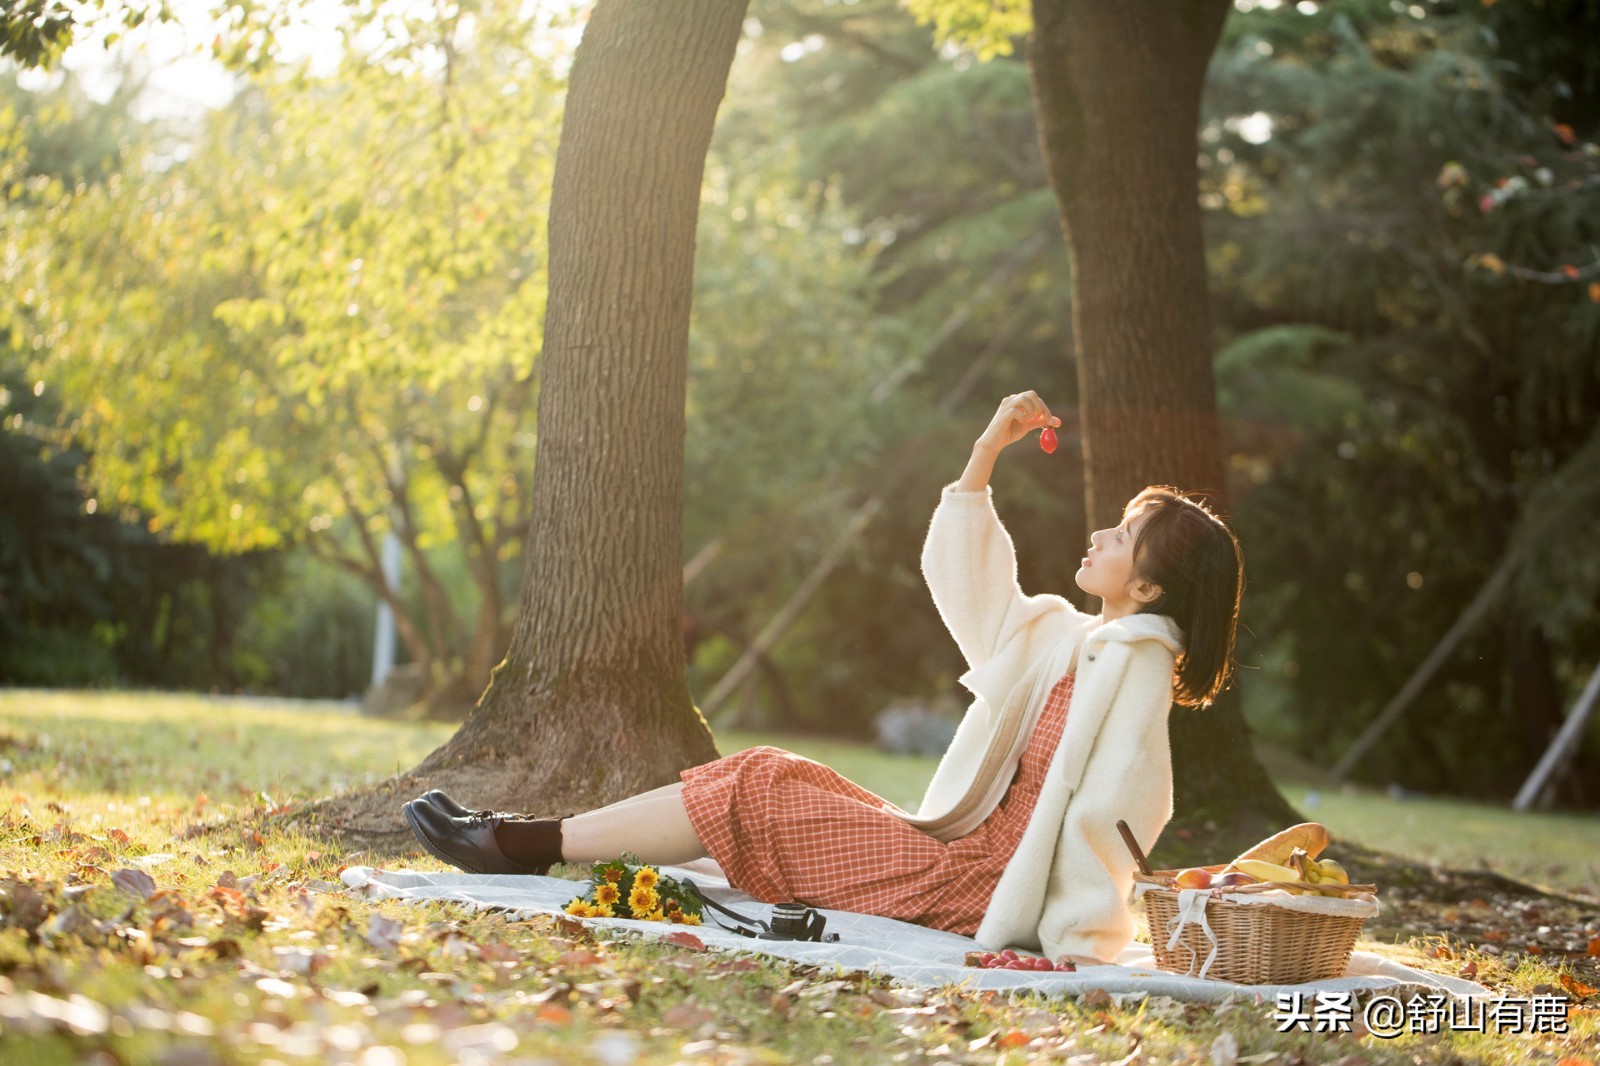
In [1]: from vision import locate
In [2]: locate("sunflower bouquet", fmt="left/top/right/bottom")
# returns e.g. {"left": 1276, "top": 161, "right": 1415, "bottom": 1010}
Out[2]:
{"left": 563, "top": 852, "right": 704, "bottom": 925}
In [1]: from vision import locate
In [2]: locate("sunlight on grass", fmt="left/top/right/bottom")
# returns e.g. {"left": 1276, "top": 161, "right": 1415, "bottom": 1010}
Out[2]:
{"left": 1278, "top": 784, "right": 1600, "bottom": 899}
{"left": 0, "top": 689, "right": 456, "bottom": 804}
{"left": 1, "top": 690, "right": 1595, "bottom": 1065}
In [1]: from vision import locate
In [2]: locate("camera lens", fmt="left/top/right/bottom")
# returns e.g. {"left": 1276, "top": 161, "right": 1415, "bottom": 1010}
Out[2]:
{"left": 769, "top": 903, "right": 809, "bottom": 938}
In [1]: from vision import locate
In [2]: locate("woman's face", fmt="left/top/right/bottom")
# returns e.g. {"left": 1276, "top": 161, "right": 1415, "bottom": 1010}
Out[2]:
{"left": 1074, "top": 506, "right": 1158, "bottom": 610}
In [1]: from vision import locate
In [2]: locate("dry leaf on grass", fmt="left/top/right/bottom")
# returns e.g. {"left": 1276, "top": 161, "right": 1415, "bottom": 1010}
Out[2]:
{"left": 110, "top": 868, "right": 157, "bottom": 900}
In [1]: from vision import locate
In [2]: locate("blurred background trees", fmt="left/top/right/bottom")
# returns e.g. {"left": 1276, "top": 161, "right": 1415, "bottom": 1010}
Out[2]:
{"left": 2, "top": 0, "right": 1596, "bottom": 807}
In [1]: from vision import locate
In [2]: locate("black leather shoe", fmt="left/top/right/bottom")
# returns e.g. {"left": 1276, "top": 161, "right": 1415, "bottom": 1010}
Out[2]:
{"left": 402, "top": 800, "right": 553, "bottom": 875}
{"left": 416, "top": 789, "right": 518, "bottom": 820}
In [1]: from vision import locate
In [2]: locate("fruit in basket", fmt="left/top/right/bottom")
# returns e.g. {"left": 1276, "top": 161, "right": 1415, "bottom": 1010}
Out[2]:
{"left": 1232, "top": 822, "right": 1329, "bottom": 867}
{"left": 1210, "top": 870, "right": 1258, "bottom": 890}
{"left": 1302, "top": 857, "right": 1352, "bottom": 895}
{"left": 1231, "top": 859, "right": 1303, "bottom": 884}
{"left": 1172, "top": 867, "right": 1215, "bottom": 890}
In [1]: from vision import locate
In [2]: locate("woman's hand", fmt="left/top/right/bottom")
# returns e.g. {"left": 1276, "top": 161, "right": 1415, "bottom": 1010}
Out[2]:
{"left": 953, "top": 391, "right": 1063, "bottom": 492}
{"left": 977, "top": 391, "right": 1061, "bottom": 454}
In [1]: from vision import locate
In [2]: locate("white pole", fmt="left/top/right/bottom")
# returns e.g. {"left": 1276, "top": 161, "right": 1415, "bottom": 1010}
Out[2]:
{"left": 371, "top": 449, "right": 406, "bottom": 689}
{"left": 1513, "top": 659, "right": 1600, "bottom": 812}
{"left": 371, "top": 530, "right": 402, "bottom": 688}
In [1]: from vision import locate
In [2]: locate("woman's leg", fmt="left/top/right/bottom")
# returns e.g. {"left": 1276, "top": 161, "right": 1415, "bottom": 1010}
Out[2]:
{"left": 558, "top": 781, "right": 708, "bottom": 866}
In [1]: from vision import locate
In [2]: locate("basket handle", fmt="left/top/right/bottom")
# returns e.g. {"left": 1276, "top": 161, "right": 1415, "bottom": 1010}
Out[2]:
{"left": 1115, "top": 819, "right": 1153, "bottom": 876}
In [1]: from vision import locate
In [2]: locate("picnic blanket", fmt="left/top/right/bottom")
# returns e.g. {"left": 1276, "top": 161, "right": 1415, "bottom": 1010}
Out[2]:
{"left": 331, "top": 860, "right": 1490, "bottom": 1005}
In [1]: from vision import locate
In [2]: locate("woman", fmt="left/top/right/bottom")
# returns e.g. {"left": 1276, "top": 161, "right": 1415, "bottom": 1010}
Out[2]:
{"left": 404, "top": 390, "right": 1245, "bottom": 966}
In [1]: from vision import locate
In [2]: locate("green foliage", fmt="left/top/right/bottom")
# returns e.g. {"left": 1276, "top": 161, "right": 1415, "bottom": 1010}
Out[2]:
{"left": 902, "top": 0, "right": 1030, "bottom": 60}
{"left": 9, "top": 0, "right": 563, "bottom": 695}
{"left": 0, "top": 72, "right": 279, "bottom": 693}
{"left": 0, "top": 0, "right": 173, "bottom": 68}
{"left": 1203, "top": 1, "right": 1600, "bottom": 798}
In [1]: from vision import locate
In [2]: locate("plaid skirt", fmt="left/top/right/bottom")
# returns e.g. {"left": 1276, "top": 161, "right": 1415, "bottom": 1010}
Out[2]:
{"left": 679, "top": 670, "right": 1076, "bottom": 935}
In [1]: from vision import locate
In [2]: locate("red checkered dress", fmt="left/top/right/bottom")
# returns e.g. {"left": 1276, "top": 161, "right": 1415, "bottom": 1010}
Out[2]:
{"left": 679, "top": 670, "right": 1076, "bottom": 935}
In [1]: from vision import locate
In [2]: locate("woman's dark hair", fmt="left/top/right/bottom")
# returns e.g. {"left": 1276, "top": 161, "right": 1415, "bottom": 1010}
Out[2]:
{"left": 1125, "top": 486, "right": 1244, "bottom": 709}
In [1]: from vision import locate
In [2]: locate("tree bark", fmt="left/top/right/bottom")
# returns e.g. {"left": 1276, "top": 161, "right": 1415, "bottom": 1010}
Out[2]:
{"left": 1026, "top": 0, "right": 1299, "bottom": 859}
{"left": 408, "top": 0, "right": 748, "bottom": 801}
{"left": 295, "top": 0, "right": 750, "bottom": 844}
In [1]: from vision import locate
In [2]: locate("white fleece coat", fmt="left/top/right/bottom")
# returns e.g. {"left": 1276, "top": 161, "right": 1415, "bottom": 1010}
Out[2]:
{"left": 888, "top": 482, "right": 1183, "bottom": 963}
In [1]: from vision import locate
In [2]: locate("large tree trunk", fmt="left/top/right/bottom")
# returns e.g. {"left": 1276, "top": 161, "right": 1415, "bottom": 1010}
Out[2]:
{"left": 1027, "top": 0, "right": 1298, "bottom": 861}
{"left": 298, "top": 0, "right": 750, "bottom": 845}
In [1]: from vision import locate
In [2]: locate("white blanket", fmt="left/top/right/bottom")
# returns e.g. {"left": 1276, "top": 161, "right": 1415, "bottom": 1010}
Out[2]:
{"left": 332, "top": 862, "right": 1489, "bottom": 1005}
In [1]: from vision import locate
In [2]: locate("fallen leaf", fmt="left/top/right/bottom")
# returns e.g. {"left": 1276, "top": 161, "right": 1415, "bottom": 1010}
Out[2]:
{"left": 662, "top": 1002, "right": 715, "bottom": 1028}
{"left": 663, "top": 931, "right": 705, "bottom": 951}
{"left": 558, "top": 950, "right": 604, "bottom": 968}
{"left": 996, "top": 1030, "right": 1030, "bottom": 1049}
{"left": 1082, "top": 988, "right": 1114, "bottom": 1008}
{"left": 1587, "top": 936, "right": 1600, "bottom": 957}
{"left": 535, "top": 1003, "right": 573, "bottom": 1024}
{"left": 365, "top": 914, "right": 403, "bottom": 952}
{"left": 1559, "top": 973, "right": 1597, "bottom": 998}
{"left": 0, "top": 881, "right": 52, "bottom": 930}
{"left": 110, "top": 868, "right": 157, "bottom": 900}
{"left": 1458, "top": 959, "right": 1478, "bottom": 979}
{"left": 106, "top": 829, "right": 129, "bottom": 846}
{"left": 478, "top": 941, "right": 520, "bottom": 963}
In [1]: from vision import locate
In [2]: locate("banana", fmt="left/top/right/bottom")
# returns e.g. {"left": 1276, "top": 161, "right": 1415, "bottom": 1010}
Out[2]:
{"left": 1231, "top": 859, "right": 1303, "bottom": 884}
{"left": 1233, "top": 822, "right": 1330, "bottom": 866}
{"left": 1309, "top": 858, "right": 1349, "bottom": 884}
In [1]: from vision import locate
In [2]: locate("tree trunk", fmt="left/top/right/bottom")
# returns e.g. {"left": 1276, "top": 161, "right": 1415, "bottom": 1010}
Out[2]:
{"left": 1026, "top": 0, "right": 1298, "bottom": 860}
{"left": 296, "top": 0, "right": 750, "bottom": 845}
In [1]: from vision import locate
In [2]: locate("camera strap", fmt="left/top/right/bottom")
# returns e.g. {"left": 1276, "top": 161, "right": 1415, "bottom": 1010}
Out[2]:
{"left": 679, "top": 879, "right": 771, "bottom": 939}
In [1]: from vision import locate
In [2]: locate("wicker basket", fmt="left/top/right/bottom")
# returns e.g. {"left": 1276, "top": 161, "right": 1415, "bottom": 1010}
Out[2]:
{"left": 1134, "top": 865, "right": 1377, "bottom": 985}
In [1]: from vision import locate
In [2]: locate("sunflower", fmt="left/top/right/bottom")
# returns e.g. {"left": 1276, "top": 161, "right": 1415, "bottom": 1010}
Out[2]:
{"left": 601, "top": 867, "right": 623, "bottom": 884}
{"left": 628, "top": 884, "right": 660, "bottom": 915}
{"left": 633, "top": 867, "right": 660, "bottom": 890}
{"left": 641, "top": 908, "right": 665, "bottom": 922}
{"left": 564, "top": 899, "right": 593, "bottom": 918}
{"left": 592, "top": 902, "right": 615, "bottom": 918}
{"left": 680, "top": 913, "right": 702, "bottom": 926}
{"left": 595, "top": 883, "right": 621, "bottom": 907}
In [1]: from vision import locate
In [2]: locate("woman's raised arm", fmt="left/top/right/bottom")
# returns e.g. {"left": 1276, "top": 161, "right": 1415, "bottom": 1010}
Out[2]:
{"left": 956, "top": 392, "right": 1060, "bottom": 492}
{"left": 921, "top": 393, "right": 1071, "bottom": 673}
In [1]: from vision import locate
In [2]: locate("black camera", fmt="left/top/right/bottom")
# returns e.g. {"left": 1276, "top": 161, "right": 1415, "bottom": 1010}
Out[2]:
{"left": 757, "top": 902, "right": 836, "bottom": 942}
{"left": 682, "top": 880, "right": 842, "bottom": 943}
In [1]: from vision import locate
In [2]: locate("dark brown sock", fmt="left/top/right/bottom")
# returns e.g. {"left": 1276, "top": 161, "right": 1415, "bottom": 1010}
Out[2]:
{"left": 491, "top": 817, "right": 566, "bottom": 867}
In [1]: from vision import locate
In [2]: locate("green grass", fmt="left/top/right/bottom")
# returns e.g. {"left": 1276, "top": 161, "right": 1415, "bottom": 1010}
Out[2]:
{"left": 1, "top": 689, "right": 1596, "bottom": 1065}
{"left": 1277, "top": 784, "right": 1600, "bottom": 901}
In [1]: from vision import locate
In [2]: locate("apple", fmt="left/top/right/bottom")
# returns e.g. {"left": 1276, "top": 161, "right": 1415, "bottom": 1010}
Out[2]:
{"left": 1172, "top": 867, "right": 1215, "bottom": 890}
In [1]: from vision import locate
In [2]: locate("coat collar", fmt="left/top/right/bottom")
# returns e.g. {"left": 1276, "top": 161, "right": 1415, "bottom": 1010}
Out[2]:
{"left": 957, "top": 610, "right": 1183, "bottom": 713}
{"left": 1084, "top": 612, "right": 1185, "bottom": 655}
